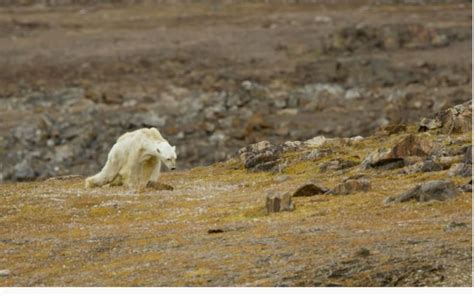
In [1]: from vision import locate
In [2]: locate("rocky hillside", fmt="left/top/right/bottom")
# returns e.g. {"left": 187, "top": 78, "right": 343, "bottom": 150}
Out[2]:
{"left": 0, "top": 1, "right": 471, "bottom": 181}
{"left": 0, "top": 102, "right": 471, "bottom": 286}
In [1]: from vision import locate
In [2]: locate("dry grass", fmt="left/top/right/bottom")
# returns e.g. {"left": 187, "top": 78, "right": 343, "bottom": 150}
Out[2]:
{"left": 0, "top": 129, "right": 471, "bottom": 286}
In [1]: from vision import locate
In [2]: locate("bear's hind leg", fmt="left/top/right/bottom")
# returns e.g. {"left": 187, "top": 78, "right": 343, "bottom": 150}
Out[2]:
{"left": 85, "top": 153, "right": 121, "bottom": 188}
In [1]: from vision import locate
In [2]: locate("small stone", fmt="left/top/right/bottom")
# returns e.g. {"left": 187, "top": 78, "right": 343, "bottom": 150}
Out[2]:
{"left": 0, "top": 269, "right": 10, "bottom": 277}
{"left": 293, "top": 183, "right": 329, "bottom": 197}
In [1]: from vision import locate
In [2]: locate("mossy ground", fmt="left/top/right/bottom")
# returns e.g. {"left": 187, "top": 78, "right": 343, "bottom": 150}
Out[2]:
{"left": 0, "top": 130, "right": 471, "bottom": 286}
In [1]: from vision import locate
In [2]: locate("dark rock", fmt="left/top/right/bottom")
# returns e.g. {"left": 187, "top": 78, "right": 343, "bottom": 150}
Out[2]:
{"left": 208, "top": 229, "right": 224, "bottom": 234}
{"left": 266, "top": 191, "right": 294, "bottom": 213}
{"left": 293, "top": 183, "right": 329, "bottom": 197}
{"left": 384, "top": 180, "right": 459, "bottom": 204}
{"left": 329, "top": 178, "right": 371, "bottom": 195}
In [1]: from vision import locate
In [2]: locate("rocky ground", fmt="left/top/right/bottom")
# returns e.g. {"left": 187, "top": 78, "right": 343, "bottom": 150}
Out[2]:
{"left": 0, "top": 101, "right": 472, "bottom": 286}
{"left": 0, "top": 0, "right": 471, "bottom": 181}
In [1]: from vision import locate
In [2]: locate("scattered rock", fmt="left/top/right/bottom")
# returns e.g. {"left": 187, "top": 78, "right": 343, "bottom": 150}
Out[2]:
{"left": 362, "top": 134, "right": 433, "bottom": 170}
{"left": 293, "top": 183, "right": 329, "bottom": 197}
{"left": 266, "top": 191, "right": 294, "bottom": 213}
{"left": 329, "top": 178, "right": 371, "bottom": 195}
{"left": 384, "top": 180, "right": 459, "bottom": 204}
{"left": 447, "top": 163, "right": 472, "bottom": 177}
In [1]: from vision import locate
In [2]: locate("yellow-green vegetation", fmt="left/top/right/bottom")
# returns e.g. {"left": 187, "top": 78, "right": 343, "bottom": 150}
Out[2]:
{"left": 0, "top": 129, "right": 471, "bottom": 287}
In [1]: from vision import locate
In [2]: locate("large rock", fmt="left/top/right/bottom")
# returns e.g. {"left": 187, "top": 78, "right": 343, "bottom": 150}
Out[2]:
{"left": 419, "top": 101, "right": 472, "bottom": 133}
{"left": 362, "top": 134, "right": 433, "bottom": 170}
{"left": 384, "top": 180, "right": 459, "bottom": 204}
{"left": 319, "top": 159, "right": 359, "bottom": 172}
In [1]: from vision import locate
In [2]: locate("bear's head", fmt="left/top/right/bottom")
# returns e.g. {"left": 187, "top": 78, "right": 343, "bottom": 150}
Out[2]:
{"left": 157, "top": 141, "right": 177, "bottom": 170}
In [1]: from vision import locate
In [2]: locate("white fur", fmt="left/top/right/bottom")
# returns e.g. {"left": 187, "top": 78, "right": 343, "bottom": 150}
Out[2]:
{"left": 85, "top": 128, "right": 177, "bottom": 189}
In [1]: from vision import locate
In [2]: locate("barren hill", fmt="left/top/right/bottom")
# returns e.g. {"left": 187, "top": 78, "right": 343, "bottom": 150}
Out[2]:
{"left": 0, "top": 102, "right": 471, "bottom": 286}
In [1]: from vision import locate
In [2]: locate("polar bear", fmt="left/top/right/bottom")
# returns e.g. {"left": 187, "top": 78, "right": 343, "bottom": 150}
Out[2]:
{"left": 85, "top": 128, "right": 177, "bottom": 189}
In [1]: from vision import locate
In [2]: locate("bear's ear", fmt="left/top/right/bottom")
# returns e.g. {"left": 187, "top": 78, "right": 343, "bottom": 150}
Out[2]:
{"left": 172, "top": 146, "right": 176, "bottom": 151}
